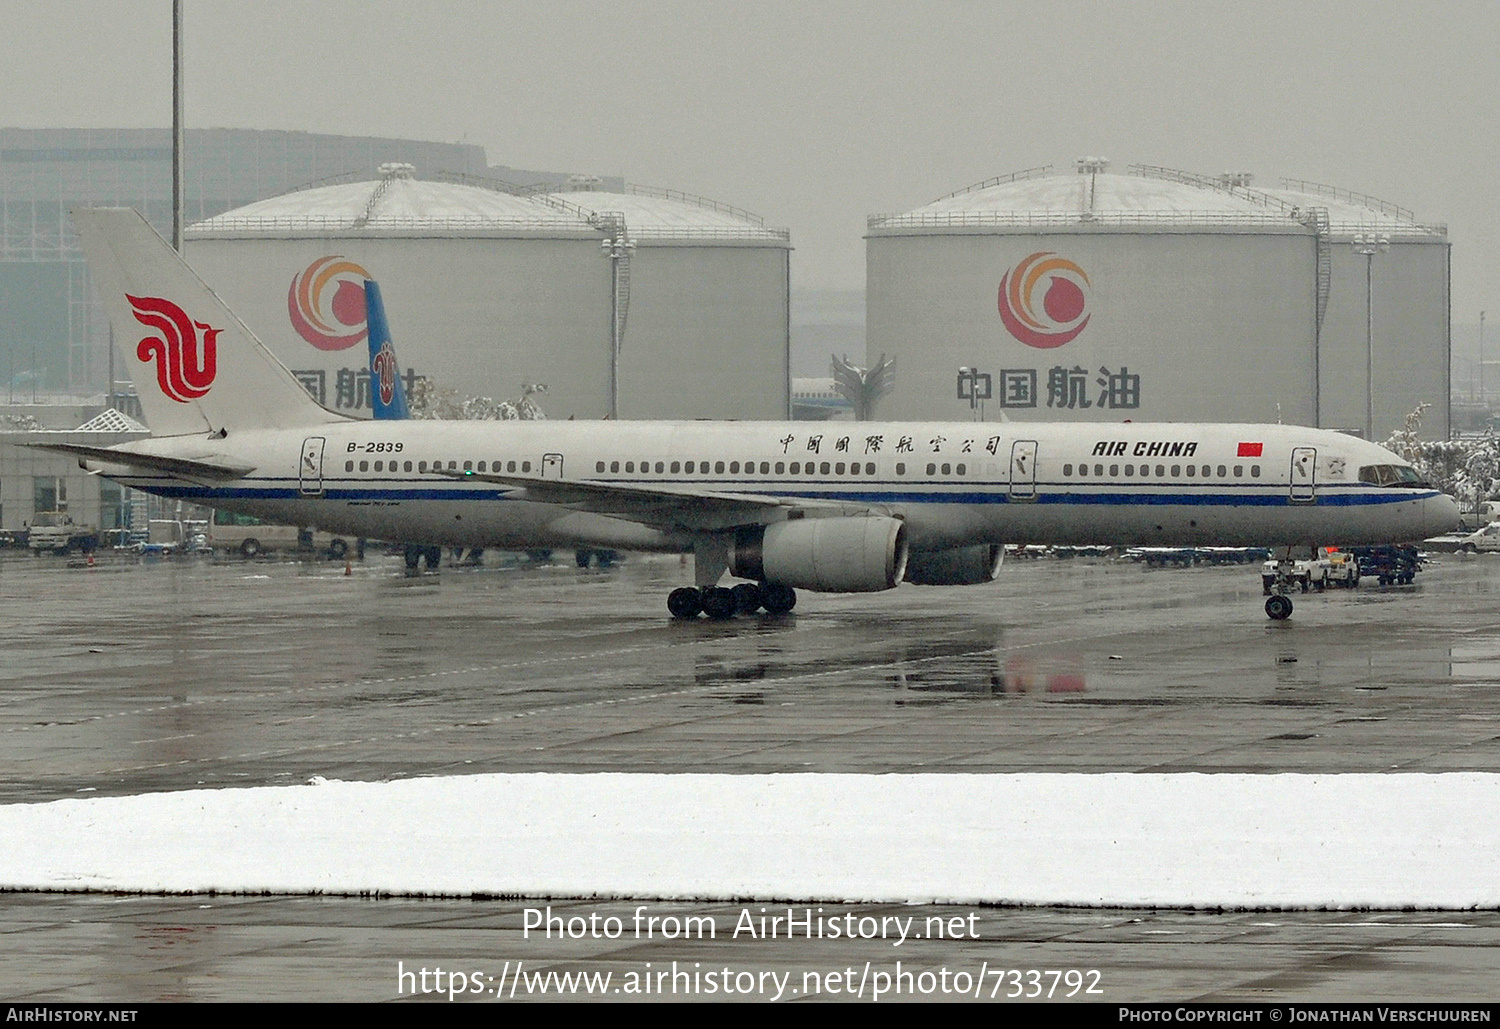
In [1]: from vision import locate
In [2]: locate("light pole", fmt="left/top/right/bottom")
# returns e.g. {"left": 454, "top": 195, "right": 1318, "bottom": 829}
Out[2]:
{"left": 172, "top": 0, "right": 184, "bottom": 253}
{"left": 1351, "top": 233, "right": 1389, "bottom": 440}
{"left": 600, "top": 234, "right": 635, "bottom": 419}
{"left": 1481, "top": 310, "right": 1487, "bottom": 410}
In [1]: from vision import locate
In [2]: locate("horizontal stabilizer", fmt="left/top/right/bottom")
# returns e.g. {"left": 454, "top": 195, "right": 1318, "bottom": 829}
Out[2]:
{"left": 25, "top": 442, "right": 256, "bottom": 480}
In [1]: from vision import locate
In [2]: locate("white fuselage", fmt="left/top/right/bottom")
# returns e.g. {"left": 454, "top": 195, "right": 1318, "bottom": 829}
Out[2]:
{"left": 95, "top": 419, "right": 1458, "bottom": 554}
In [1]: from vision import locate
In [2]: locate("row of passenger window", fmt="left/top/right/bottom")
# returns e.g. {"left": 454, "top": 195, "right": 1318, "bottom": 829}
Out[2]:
{"left": 594, "top": 459, "right": 973, "bottom": 477}
{"left": 596, "top": 459, "right": 885, "bottom": 477}
{"left": 1063, "top": 462, "right": 1261, "bottom": 479}
{"left": 341, "top": 456, "right": 982, "bottom": 479}
{"left": 344, "top": 459, "right": 534, "bottom": 474}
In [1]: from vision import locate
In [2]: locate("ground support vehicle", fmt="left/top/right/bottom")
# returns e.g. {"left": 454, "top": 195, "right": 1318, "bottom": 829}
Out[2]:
{"left": 1317, "top": 550, "right": 1361, "bottom": 588}
{"left": 27, "top": 513, "right": 98, "bottom": 555}
{"left": 1458, "top": 502, "right": 1500, "bottom": 532}
{"left": 208, "top": 509, "right": 349, "bottom": 559}
{"left": 1352, "top": 545, "right": 1421, "bottom": 585}
{"left": 1198, "top": 547, "right": 1272, "bottom": 566}
{"left": 1131, "top": 547, "right": 1199, "bottom": 567}
{"left": 1456, "top": 523, "right": 1500, "bottom": 554}
{"left": 1262, "top": 558, "right": 1312, "bottom": 596}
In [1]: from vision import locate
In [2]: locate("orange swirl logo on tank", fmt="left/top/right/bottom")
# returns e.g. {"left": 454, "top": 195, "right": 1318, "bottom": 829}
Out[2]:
{"left": 997, "top": 252, "right": 1091, "bottom": 349}
{"left": 288, "top": 256, "right": 371, "bottom": 351}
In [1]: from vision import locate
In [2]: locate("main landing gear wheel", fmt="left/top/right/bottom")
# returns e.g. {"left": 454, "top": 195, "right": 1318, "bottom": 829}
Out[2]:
{"left": 760, "top": 582, "right": 796, "bottom": 614}
{"left": 701, "top": 586, "right": 738, "bottom": 620}
{"left": 666, "top": 583, "right": 799, "bottom": 618}
{"left": 730, "top": 582, "right": 764, "bottom": 615}
{"left": 1265, "top": 594, "right": 1293, "bottom": 620}
{"left": 667, "top": 587, "right": 703, "bottom": 619}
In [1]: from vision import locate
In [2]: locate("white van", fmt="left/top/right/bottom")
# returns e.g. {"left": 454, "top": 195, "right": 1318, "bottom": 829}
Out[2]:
{"left": 1459, "top": 501, "right": 1500, "bottom": 532}
{"left": 207, "top": 510, "right": 351, "bottom": 559}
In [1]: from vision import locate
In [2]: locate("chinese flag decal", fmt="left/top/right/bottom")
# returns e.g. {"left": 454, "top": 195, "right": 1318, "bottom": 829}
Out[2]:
{"left": 1237, "top": 442, "right": 1264, "bottom": 458}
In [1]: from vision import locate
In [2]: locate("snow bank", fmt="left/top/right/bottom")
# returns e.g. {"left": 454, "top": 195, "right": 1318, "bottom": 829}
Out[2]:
{"left": 2, "top": 773, "right": 1495, "bottom": 908}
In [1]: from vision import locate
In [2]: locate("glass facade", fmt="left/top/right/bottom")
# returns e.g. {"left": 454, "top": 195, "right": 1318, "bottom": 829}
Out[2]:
{"left": 0, "top": 128, "right": 496, "bottom": 392}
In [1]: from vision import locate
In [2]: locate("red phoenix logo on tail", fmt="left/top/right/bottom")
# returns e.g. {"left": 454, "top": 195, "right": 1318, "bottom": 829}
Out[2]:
{"left": 127, "top": 295, "right": 219, "bottom": 403}
{"left": 373, "top": 341, "right": 398, "bottom": 405}
{"left": 997, "top": 252, "right": 1092, "bottom": 349}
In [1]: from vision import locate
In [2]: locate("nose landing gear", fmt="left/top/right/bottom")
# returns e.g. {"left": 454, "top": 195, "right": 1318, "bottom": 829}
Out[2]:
{"left": 1265, "top": 593, "right": 1293, "bottom": 620}
{"left": 1263, "top": 555, "right": 1301, "bottom": 620}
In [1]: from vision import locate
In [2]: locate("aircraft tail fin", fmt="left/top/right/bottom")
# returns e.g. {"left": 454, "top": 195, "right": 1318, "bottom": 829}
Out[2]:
{"left": 364, "top": 279, "right": 411, "bottom": 420}
{"left": 72, "top": 207, "right": 337, "bottom": 437}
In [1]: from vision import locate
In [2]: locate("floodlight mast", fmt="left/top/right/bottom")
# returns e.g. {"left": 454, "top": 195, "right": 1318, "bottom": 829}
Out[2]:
{"left": 1351, "top": 233, "right": 1390, "bottom": 440}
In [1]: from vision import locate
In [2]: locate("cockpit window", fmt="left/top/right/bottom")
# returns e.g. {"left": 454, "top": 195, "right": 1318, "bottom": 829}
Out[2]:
{"left": 1358, "top": 464, "right": 1426, "bottom": 487}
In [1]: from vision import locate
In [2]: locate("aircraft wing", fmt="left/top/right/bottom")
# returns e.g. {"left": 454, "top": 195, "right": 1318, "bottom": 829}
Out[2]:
{"left": 25, "top": 442, "right": 257, "bottom": 481}
{"left": 428, "top": 467, "right": 851, "bottom": 531}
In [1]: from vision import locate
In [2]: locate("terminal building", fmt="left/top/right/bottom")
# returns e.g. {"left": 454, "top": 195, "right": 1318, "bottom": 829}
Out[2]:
{"left": 866, "top": 161, "right": 1450, "bottom": 438}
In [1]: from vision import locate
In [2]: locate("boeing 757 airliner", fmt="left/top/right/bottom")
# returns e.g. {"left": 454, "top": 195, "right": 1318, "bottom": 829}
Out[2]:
{"left": 40, "top": 209, "right": 1458, "bottom": 620}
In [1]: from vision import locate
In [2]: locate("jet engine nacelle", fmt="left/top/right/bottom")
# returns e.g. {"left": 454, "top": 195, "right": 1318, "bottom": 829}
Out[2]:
{"left": 731, "top": 516, "right": 909, "bottom": 593}
{"left": 903, "top": 544, "right": 1004, "bottom": 586}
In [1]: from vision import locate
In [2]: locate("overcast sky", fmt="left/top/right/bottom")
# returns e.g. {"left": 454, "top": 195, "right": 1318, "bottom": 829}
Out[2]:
{"left": 4, "top": 0, "right": 1496, "bottom": 317}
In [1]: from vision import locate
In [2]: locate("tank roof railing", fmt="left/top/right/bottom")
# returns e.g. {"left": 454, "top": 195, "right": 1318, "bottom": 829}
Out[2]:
{"left": 869, "top": 209, "right": 1301, "bottom": 230}
{"left": 278, "top": 169, "right": 379, "bottom": 196}
{"left": 181, "top": 215, "right": 791, "bottom": 241}
{"left": 867, "top": 208, "right": 1447, "bottom": 237}
{"left": 182, "top": 214, "right": 602, "bottom": 235}
{"left": 630, "top": 225, "right": 790, "bottom": 243}
{"left": 509, "top": 180, "right": 767, "bottom": 226}
{"left": 931, "top": 165, "right": 1054, "bottom": 203}
{"left": 1128, "top": 164, "right": 1303, "bottom": 217}
{"left": 624, "top": 184, "right": 766, "bottom": 226}
{"left": 432, "top": 170, "right": 598, "bottom": 221}
{"left": 433, "top": 168, "right": 527, "bottom": 192}
{"left": 1327, "top": 219, "right": 1446, "bottom": 238}
{"left": 1278, "top": 179, "right": 1415, "bottom": 222}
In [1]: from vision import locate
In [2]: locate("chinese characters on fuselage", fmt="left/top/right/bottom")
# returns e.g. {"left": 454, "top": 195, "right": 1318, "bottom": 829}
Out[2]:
{"left": 778, "top": 433, "right": 1010, "bottom": 457}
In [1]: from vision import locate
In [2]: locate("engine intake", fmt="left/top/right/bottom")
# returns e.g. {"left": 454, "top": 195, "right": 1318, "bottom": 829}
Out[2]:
{"left": 731, "top": 516, "right": 908, "bottom": 593}
{"left": 903, "top": 544, "right": 1004, "bottom": 586}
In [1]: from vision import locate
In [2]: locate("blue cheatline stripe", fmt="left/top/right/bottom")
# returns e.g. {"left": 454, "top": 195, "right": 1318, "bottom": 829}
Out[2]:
{"left": 131, "top": 477, "right": 1438, "bottom": 509}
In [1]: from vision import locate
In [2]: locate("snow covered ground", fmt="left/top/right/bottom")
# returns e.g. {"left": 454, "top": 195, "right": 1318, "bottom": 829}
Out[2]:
{"left": 2, "top": 773, "right": 1497, "bottom": 909}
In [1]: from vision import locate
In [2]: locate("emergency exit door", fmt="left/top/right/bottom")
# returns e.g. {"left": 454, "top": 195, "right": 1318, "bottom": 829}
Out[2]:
{"left": 1009, "top": 440, "right": 1038, "bottom": 500}
{"left": 1290, "top": 447, "right": 1317, "bottom": 503}
{"left": 299, "top": 437, "right": 326, "bottom": 495}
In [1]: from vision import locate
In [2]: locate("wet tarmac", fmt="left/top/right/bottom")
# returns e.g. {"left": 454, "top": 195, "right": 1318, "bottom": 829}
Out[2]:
{"left": 3, "top": 548, "right": 1500, "bottom": 1001}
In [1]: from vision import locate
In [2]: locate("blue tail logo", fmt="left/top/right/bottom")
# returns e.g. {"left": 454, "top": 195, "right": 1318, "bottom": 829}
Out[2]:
{"left": 364, "top": 279, "right": 410, "bottom": 420}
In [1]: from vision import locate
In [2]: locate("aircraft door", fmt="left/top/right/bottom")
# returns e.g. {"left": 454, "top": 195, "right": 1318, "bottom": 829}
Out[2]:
{"left": 299, "top": 437, "right": 326, "bottom": 495}
{"left": 1009, "top": 440, "right": 1038, "bottom": 500}
{"left": 1290, "top": 447, "right": 1317, "bottom": 503}
{"left": 541, "top": 453, "right": 564, "bottom": 480}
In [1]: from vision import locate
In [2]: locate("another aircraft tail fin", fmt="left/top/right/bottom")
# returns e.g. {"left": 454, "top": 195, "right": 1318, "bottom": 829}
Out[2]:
{"left": 72, "top": 207, "right": 337, "bottom": 437}
{"left": 364, "top": 279, "right": 411, "bottom": 420}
